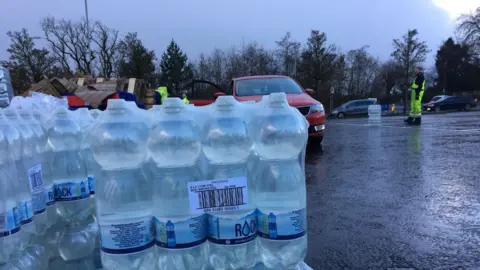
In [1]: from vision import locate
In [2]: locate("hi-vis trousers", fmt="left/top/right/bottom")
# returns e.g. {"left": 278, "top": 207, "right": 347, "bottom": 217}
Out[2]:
{"left": 409, "top": 89, "right": 424, "bottom": 118}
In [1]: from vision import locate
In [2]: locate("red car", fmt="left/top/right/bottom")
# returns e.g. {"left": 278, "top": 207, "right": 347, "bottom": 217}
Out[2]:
{"left": 190, "top": 75, "right": 326, "bottom": 142}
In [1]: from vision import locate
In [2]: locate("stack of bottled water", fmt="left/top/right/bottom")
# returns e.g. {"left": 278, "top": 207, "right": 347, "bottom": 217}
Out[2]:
{"left": 1, "top": 91, "right": 310, "bottom": 269}
{"left": 368, "top": 104, "right": 382, "bottom": 126}
{"left": 0, "top": 104, "right": 50, "bottom": 269}
{"left": 202, "top": 96, "right": 258, "bottom": 270}
{"left": 90, "top": 99, "right": 154, "bottom": 270}
{"left": 47, "top": 106, "right": 96, "bottom": 269}
{"left": 148, "top": 98, "right": 206, "bottom": 270}
{"left": 87, "top": 93, "right": 309, "bottom": 270}
{"left": 253, "top": 93, "right": 308, "bottom": 269}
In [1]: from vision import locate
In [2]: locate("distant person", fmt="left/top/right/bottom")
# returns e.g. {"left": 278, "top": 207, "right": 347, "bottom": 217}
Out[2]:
{"left": 405, "top": 67, "right": 425, "bottom": 125}
{"left": 156, "top": 86, "right": 168, "bottom": 104}
{"left": 181, "top": 93, "right": 190, "bottom": 104}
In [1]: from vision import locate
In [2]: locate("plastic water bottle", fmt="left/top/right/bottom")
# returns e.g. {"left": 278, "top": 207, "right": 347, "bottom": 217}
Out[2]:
{"left": 48, "top": 107, "right": 91, "bottom": 222}
{"left": 3, "top": 244, "right": 48, "bottom": 270}
{"left": 48, "top": 107, "right": 95, "bottom": 268}
{"left": 202, "top": 96, "right": 257, "bottom": 270}
{"left": 56, "top": 217, "right": 96, "bottom": 270}
{"left": 43, "top": 218, "right": 66, "bottom": 261}
{"left": 90, "top": 99, "right": 154, "bottom": 270}
{"left": 88, "top": 109, "right": 101, "bottom": 120}
{"left": 48, "top": 256, "right": 96, "bottom": 270}
{"left": 148, "top": 98, "right": 207, "bottom": 270}
{"left": 31, "top": 108, "right": 57, "bottom": 229}
{"left": 0, "top": 129, "right": 21, "bottom": 264}
{"left": 18, "top": 108, "right": 50, "bottom": 234}
{"left": 253, "top": 93, "right": 308, "bottom": 269}
{"left": 75, "top": 108, "right": 96, "bottom": 203}
{"left": 2, "top": 108, "right": 37, "bottom": 248}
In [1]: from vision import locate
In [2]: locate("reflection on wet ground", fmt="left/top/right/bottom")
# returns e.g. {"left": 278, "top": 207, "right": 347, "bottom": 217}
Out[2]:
{"left": 305, "top": 112, "right": 480, "bottom": 269}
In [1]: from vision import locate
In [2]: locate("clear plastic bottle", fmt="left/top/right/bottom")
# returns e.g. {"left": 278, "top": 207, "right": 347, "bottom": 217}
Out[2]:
{"left": 202, "top": 96, "right": 257, "bottom": 270}
{"left": 31, "top": 108, "right": 57, "bottom": 229}
{"left": 5, "top": 244, "right": 48, "bottom": 270}
{"left": 47, "top": 107, "right": 91, "bottom": 222}
{"left": 2, "top": 108, "right": 37, "bottom": 248}
{"left": 90, "top": 99, "right": 154, "bottom": 270}
{"left": 18, "top": 108, "right": 49, "bottom": 235}
{"left": 148, "top": 98, "right": 207, "bottom": 270}
{"left": 75, "top": 108, "right": 96, "bottom": 204}
{"left": 0, "top": 129, "right": 21, "bottom": 264}
{"left": 57, "top": 218, "right": 96, "bottom": 270}
{"left": 88, "top": 109, "right": 101, "bottom": 120}
{"left": 48, "top": 107, "right": 95, "bottom": 268}
{"left": 48, "top": 256, "right": 96, "bottom": 270}
{"left": 253, "top": 93, "right": 308, "bottom": 269}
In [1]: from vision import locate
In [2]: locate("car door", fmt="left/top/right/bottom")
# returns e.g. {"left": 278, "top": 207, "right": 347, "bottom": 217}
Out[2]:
{"left": 344, "top": 101, "right": 359, "bottom": 114}
{"left": 358, "top": 100, "right": 373, "bottom": 114}
{"left": 441, "top": 97, "right": 456, "bottom": 110}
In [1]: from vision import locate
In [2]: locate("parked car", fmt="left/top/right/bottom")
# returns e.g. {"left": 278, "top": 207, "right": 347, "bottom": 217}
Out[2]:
{"left": 189, "top": 75, "right": 326, "bottom": 142}
{"left": 423, "top": 95, "right": 477, "bottom": 112}
{"left": 330, "top": 99, "right": 377, "bottom": 118}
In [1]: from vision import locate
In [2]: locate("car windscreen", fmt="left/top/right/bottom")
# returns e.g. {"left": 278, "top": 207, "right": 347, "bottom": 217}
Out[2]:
{"left": 431, "top": 96, "right": 444, "bottom": 102}
{"left": 235, "top": 77, "right": 304, "bottom": 97}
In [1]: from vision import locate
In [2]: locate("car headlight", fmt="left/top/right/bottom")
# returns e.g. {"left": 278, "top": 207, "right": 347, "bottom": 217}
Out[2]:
{"left": 310, "top": 104, "right": 324, "bottom": 113}
{"left": 331, "top": 110, "right": 338, "bottom": 114}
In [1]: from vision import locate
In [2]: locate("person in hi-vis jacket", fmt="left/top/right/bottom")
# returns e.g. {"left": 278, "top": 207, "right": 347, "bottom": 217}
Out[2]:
{"left": 405, "top": 67, "right": 425, "bottom": 125}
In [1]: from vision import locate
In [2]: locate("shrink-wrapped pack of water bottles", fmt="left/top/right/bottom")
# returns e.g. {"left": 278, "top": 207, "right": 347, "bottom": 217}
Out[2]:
{"left": 0, "top": 86, "right": 311, "bottom": 269}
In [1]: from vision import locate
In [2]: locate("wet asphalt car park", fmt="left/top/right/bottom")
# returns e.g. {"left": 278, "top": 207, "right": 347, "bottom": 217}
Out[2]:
{"left": 304, "top": 111, "right": 480, "bottom": 269}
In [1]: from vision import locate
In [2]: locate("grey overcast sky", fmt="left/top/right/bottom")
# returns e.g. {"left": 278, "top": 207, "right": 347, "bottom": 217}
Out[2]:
{"left": 1, "top": 0, "right": 478, "bottom": 66}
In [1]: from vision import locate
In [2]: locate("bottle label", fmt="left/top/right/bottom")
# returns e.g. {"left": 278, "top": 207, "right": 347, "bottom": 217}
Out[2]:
{"left": 154, "top": 214, "right": 207, "bottom": 249}
{"left": 207, "top": 210, "right": 257, "bottom": 245}
{"left": 28, "top": 164, "right": 46, "bottom": 215}
{"left": 100, "top": 216, "right": 155, "bottom": 254}
{"left": 0, "top": 207, "right": 21, "bottom": 237}
{"left": 188, "top": 177, "right": 249, "bottom": 214}
{"left": 54, "top": 180, "right": 90, "bottom": 202}
{"left": 88, "top": 176, "right": 95, "bottom": 195}
{"left": 18, "top": 200, "right": 34, "bottom": 225}
{"left": 257, "top": 208, "right": 307, "bottom": 240}
{"left": 44, "top": 184, "right": 56, "bottom": 207}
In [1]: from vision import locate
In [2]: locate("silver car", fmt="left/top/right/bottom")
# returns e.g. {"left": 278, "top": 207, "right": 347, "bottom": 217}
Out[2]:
{"left": 330, "top": 99, "right": 377, "bottom": 118}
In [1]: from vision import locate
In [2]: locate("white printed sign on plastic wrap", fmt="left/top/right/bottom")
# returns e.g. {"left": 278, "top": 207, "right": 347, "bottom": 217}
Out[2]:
{"left": 27, "top": 164, "right": 46, "bottom": 215}
{"left": 187, "top": 177, "right": 249, "bottom": 214}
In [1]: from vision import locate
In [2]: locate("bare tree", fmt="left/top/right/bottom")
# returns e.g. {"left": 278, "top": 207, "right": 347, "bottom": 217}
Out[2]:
{"left": 391, "top": 29, "right": 429, "bottom": 113}
{"left": 242, "top": 42, "right": 278, "bottom": 75}
{"left": 209, "top": 48, "right": 226, "bottom": 85}
{"left": 345, "top": 46, "right": 379, "bottom": 97}
{"left": 275, "top": 32, "right": 301, "bottom": 76}
{"left": 92, "top": 22, "right": 118, "bottom": 78}
{"left": 41, "top": 17, "right": 96, "bottom": 76}
{"left": 378, "top": 60, "right": 402, "bottom": 97}
{"left": 457, "top": 7, "right": 480, "bottom": 55}
{"left": 195, "top": 53, "right": 212, "bottom": 81}
{"left": 225, "top": 46, "right": 248, "bottom": 79}
{"left": 4, "top": 28, "right": 56, "bottom": 84}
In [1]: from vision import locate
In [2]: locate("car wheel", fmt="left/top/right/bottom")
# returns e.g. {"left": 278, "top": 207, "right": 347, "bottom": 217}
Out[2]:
{"left": 337, "top": 112, "right": 345, "bottom": 118}
{"left": 434, "top": 106, "right": 440, "bottom": 113}
{"left": 464, "top": 104, "right": 471, "bottom": 111}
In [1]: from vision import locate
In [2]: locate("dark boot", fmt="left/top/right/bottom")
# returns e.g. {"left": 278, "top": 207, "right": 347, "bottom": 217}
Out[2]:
{"left": 404, "top": 117, "right": 413, "bottom": 124}
{"left": 413, "top": 117, "right": 421, "bottom": 125}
